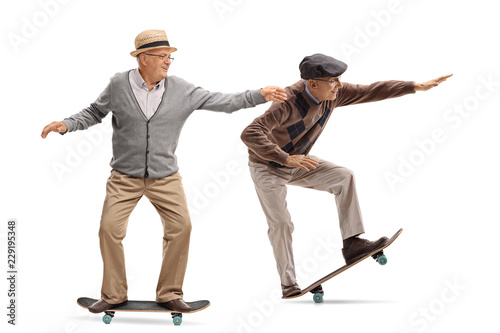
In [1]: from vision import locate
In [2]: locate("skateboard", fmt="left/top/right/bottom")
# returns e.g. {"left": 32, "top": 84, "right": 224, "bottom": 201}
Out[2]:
{"left": 77, "top": 297, "right": 210, "bottom": 326}
{"left": 283, "top": 228, "right": 403, "bottom": 303}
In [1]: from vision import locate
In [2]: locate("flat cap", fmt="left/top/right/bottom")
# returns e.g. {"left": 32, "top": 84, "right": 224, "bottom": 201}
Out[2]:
{"left": 299, "top": 53, "right": 348, "bottom": 79}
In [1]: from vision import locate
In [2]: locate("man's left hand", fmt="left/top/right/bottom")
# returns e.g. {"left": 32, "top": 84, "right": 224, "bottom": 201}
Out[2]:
{"left": 260, "top": 86, "right": 288, "bottom": 102}
{"left": 415, "top": 74, "right": 453, "bottom": 91}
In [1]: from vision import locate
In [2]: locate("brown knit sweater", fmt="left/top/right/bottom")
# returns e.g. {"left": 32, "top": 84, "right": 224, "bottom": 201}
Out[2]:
{"left": 241, "top": 79, "right": 415, "bottom": 167}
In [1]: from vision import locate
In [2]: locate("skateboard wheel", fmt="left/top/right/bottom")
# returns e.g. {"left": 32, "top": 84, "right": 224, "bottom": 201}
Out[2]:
{"left": 173, "top": 316, "right": 182, "bottom": 325}
{"left": 313, "top": 293, "right": 323, "bottom": 303}
{"left": 377, "top": 254, "right": 387, "bottom": 265}
{"left": 102, "top": 314, "right": 113, "bottom": 324}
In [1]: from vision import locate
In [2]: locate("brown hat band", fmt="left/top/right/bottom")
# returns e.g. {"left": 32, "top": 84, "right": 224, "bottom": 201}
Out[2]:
{"left": 137, "top": 40, "right": 171, "bottom": 50}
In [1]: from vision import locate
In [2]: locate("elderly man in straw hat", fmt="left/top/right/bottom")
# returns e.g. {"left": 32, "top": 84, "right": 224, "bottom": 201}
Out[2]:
{"left": 41, "top": 29, "right": 287, "bottom": 313}
{"left": 241, "top": 53, "right": 452, "bottom": 297}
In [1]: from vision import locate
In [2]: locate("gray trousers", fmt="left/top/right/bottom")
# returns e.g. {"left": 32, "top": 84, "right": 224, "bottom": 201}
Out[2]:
{"left": 248, "top": 156, "right": 365, "bottom": 286}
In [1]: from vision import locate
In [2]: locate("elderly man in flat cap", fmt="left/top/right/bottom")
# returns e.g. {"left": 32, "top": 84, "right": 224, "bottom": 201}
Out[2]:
{"left": 41, "top": 29, "right": 287, "bottom": 312}
{"left": 241, "top": 53, "right": 452, "bottom": 297}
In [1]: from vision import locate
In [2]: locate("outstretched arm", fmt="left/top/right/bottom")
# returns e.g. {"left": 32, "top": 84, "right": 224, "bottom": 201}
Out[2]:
{"left": 196, "top": 85, "right": 287, "bottom": 112}
{"left": 414, "top": 74, "right": 453, "bottom": 91}
{"left": 41, "top": 79, "right": 113, "bottom": 138}
{"left": 186, "top": 76, "right": 287, "bottom": 113}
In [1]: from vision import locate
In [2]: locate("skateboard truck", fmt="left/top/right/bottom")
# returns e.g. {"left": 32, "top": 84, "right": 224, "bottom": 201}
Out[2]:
{"left": 103, "top": 311, "right": 115, "bottom": 324}
{"left": 171, "top": 312, "right": 183, "bottom": 326}
{"left": 310, "top": 285, "right": 324, "bottom": 303}
{"left": 371, "top": 251, "right": 388, "bottom": 265}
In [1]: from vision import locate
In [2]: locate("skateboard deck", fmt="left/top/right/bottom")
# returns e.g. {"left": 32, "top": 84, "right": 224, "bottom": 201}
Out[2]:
{"left": 283, "top": 228, "right": 403, "bottom": 302}
{"left": 77, "top": 297, "right": 210, "bottom": 325}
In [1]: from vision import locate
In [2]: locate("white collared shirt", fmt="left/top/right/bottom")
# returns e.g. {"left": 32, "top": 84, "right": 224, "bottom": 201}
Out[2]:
{"left": 129, "top": 68, "right": 165, "bottom": 119}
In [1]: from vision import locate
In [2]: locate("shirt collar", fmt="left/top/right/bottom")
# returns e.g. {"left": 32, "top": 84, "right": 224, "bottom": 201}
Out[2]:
{"left": 304, "top": 81, "right": 321, "bottom": 105}
{"left": 132, "top": 68, "right": 163, "bottom": 91}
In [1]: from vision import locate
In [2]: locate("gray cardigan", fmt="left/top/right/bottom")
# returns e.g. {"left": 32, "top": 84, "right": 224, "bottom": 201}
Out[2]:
{"left": 62, "top": 70, "right": 267, "bottom": 178}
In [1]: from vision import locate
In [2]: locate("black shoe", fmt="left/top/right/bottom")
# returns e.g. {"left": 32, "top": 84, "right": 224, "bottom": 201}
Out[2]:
{"left": 282, "top": 283, "right": 301, "bottom": 297}
{"left": 88, "top": 299, "right": 127, "bottom": 313}
{"left": 157, "top": 298, "right": 192, "bottom": 312}
{"left": 342, "top": 236, "right": 388, "bottom": 265}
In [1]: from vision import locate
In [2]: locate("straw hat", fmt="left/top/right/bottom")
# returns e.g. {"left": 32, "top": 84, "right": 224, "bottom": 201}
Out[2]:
{"left": 130, "top": 29, "right": 177, "bottom": 57}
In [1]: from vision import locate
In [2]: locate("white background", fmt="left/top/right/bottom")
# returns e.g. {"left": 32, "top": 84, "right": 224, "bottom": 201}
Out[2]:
{"left": 1, "top": 0, "right": 499, "bottom": 332}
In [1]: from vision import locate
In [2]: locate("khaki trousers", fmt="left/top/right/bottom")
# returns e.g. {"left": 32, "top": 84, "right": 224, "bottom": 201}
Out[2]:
{"left": 99, "top": 169, "right": 192, "bottom": 304}
{"left": 249, "top": 156, "right": 365, "bottom": 286}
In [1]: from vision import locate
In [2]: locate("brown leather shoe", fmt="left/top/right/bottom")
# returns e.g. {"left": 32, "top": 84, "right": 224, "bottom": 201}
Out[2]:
{"left": 88, "top": 299, "right": 128, "bottom": 313}
{"left": 342, "top": 236, "right": 388, "bottom": 265}
{"left": 157, "top": 298, "right": 192, "bottom": 312}
{"left": 282, "top": 283, "right": 301, "bottom": 297}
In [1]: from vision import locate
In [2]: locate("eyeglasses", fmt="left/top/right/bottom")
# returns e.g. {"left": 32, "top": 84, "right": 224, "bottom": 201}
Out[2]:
{"left": 314, "top": 77, "right": 341, "bottom": 85}
{"left": 143, "top": 53, "right": 174, "bottom": 61}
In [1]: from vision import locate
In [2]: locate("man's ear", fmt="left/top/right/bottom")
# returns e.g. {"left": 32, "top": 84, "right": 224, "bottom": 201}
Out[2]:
{"left": 138, "top": 53, "right": 147, "bottom": 67}
{"left": 308, "top": 79, "right": 318, "bottom": 90}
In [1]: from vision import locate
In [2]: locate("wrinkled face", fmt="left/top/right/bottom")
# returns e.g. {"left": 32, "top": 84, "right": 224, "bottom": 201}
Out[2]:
{"left": 138, "top": 47, "right": 173, "bottom": 81}
{"left": 308, "top": 77, "right": 343, "bottom": 101}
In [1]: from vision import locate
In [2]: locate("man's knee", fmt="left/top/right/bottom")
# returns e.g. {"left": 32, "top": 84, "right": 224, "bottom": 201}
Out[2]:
{"left": 164, "top": 215, "right": 192, "bottom": 239}
{"left": 338, "top": 166, "right": 355, "bottom": 179}
{"left": 326, "top": 167, "right": 356, "bottom": 195}
{"left": 99, "top": 219, "right": 126, "bottom": 241}
{"left": 268, "top": 218, "right": 294, "bottom": 234}
{"left": 178, "top": 209, "right": 192, "bottom": 233}
{"left": 182, "top": 218, "right": 192, "bottom": 235}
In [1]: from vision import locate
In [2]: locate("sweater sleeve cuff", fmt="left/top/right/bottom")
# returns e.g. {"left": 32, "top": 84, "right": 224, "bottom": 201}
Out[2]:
{"left": 251, "top": 89, "right": 267, "bottom": 105}
{"left": 275, "top": 150, "right": 289, "bottom": 165}
{"left": 405, "top": 81, "right": 416, "bottom": 94}
{"left": 60, "top": 119, "right": 73, "bottom": 135}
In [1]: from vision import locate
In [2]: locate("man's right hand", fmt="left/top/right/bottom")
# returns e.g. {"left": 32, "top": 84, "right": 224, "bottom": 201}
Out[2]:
{"left": 41, "top": 121, "right": 67, "bottom": 138}
{"left": 283, "top": 155, "right": 319, "bottom": 171}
